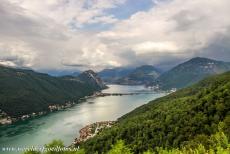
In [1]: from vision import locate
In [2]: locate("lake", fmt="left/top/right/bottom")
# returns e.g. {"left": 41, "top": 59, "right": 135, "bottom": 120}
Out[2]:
{"left": 0, "top": 85, "right": 166, "bottom": 153}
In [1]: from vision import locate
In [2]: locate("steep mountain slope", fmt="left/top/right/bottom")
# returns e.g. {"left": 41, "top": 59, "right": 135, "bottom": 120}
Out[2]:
{"left": 78, "top": 70, "right": 107, "bottom": 90}
{"left": 153, "top": 57, "right": 230, "bottom": 90}
{"left": 115, "top": 65, "right": 161, "bottom": 85}
{"left": 0, "top": 66, "right": 105, "bottom": 119}
{"left": 82, "top": 71, "right": 230, "bottom": 153}
{"left": 98, "top": 67, "right": 134, "bottom": 83}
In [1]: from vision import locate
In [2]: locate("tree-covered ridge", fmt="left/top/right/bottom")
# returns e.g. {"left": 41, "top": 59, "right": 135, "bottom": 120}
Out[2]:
{"left": 153, "top": 57, "right": 230, "bottom": 90}
{"left": 82, "top": 71, "right": 230, "bottom": 153}
{"left": 107, "top": 127, "right": 230, "bottom": 154}
{"left": 0, "top": 65, "right": 105, "bottom": 118}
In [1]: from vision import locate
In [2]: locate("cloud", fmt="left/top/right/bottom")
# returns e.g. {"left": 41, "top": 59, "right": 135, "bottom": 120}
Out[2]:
{"left": 133, "top": 41, "right": 179, "bottom": 54}
{"left": 88, "top": 15, "right": 118, "bottom": 24}
{"left": 97, "top": 0, "right": 230, "bottom": 67}
{"left": 9, "top": 0, "right": 126, "bottom": 27}
{"left": 0, "top": 0, "right": 230, "bottom": 71}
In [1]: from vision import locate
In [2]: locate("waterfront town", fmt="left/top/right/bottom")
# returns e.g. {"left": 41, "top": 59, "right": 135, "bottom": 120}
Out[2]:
{"left": 73, "top": 121, "right": 116, "bottom": 145}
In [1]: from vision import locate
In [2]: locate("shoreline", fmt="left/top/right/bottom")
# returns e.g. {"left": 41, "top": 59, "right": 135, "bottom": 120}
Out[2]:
{"left": 0, "top": 101, "right": 78, "bottom": 125}
{"left": 0, "top": 92, "right": 136, "bottom": 125}
{"left": 80, "top": 91, "right": 159, "bottom": 100}
{"left": 0, "top": 90, "right": 98, "bottom": 126}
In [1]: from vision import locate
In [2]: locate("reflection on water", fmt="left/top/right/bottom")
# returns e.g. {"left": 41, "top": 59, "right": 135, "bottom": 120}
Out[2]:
{"left": 0, "top": 85, "right": 166, "bottom": 153}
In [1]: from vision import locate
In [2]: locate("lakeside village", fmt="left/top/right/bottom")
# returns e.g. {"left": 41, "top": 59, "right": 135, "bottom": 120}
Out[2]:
{"left": 73, "top": 121, "right": 116, "bottom": 146}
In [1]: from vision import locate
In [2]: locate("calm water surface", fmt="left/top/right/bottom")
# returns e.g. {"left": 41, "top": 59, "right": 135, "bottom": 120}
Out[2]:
{"left": 0, "top": 85, "right": 166, "bottom": 153}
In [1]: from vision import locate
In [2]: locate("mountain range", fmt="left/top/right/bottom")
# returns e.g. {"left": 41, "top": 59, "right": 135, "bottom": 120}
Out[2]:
{"left": 0, "top": 65, "right": 106, "bottom": 120}
{"left": 114, "top": 65, "right": 161, "bottom": 85}
{"left": 152, "top": 57, "right": 230, "bottom": 90}
{"left": 98, "top": 65, "right": 161, "bottom": 85}
{"left": 98, "top": 57, "right": 230, "bottom": 90}
{"left": 98, "top": 67, "right": 134, "bottom": 83}
{"left": 1, "top": 57, "right": 230, "bottom": 121}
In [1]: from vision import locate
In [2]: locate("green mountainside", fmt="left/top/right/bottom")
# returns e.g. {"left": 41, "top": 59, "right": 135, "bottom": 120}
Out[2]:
{"left": 153, "top": 57, "right": 230, "bottom": 90}
{"left": 0, "top": 65, "right": 105, "bottom": 118}
{"left": 82, "top": 71, "right": 230, "bottom": 153}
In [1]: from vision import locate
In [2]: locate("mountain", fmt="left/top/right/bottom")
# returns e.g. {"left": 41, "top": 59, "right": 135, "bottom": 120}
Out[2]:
{"left": 115, "top": 65, "right": 161, "bottom": 85}
{"left": 152, "top": 57, "right": 230, "bottom": 90}
{"left": 78, "top": 70, "right": 107, "bottom": 90}
{"left": 82, "top": 71, "right": 230, "bottom": 153}
{"left": 98, "top": 67, "right": 134, "bottom": 83}
{"left": 0, "top": 66, "right": 105, "bottom": 119}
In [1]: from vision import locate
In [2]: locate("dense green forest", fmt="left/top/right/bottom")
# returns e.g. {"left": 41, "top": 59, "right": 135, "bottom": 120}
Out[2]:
{"left": 80, "top": 71, "right": 230, "bottom": 153}
{"left": 24, "top": 128, "right": 230, "bottom": 154}
{"left": 0, "top": 65, "right": 105, "bottom": 118}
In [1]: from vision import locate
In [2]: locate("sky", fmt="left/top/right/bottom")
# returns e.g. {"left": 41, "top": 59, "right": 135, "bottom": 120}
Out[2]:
{"left": 0, "top": 0, "right": 230, "bottom": 72}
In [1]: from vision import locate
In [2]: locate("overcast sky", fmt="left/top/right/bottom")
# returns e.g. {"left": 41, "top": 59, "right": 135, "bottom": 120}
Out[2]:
{"left": 0, "top": 0, "right": 230, "bottom": 71}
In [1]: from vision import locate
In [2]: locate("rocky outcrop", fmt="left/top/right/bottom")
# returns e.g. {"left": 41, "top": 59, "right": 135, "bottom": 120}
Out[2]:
{"left": 78, "top": 70, "right": 107, "bottom": 90}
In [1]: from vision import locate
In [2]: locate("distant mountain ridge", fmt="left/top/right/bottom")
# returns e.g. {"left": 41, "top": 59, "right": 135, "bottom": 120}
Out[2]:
{"left": 153, "top": 57, "right": 230, "bottom": 90}
{"left": 0, "top": 65, "right": 106, "bottom": 120}
{"left": 98, "top": 67, "right": 134, "bottom": 83}
{"left": 96, "top": 57, "right": 230, "bottom": 89}
{"left": 115, "top": 65, "right": 161, "bottom": 85}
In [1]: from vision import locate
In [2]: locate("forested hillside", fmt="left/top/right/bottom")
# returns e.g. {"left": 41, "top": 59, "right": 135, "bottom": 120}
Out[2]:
{"left": 82, "top": 71, "right": 230, "bottom": 153}
{"left": 0, "top": 65, "right": 105, "bottom": 118}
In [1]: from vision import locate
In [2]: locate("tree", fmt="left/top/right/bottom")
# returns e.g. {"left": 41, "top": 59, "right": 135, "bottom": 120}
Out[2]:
{"left": 108, "top": 140, "right": 132, "bottom": 154}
